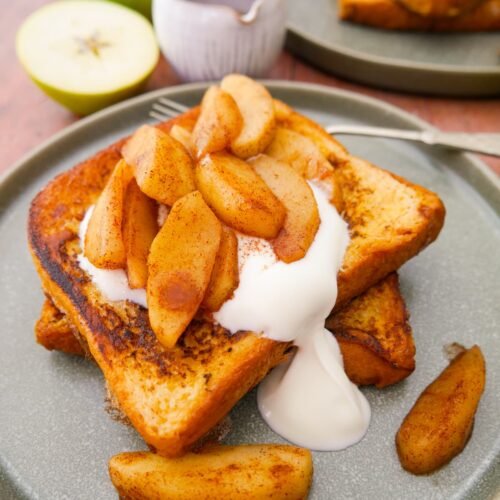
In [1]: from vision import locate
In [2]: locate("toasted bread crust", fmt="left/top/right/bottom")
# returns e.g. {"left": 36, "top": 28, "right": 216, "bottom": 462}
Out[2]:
{"left": 327, "top": 273, "right": 415, "bottom": 387}
{"left": 339, "top": 0, "right": 500, "bottom": 30}
{"left": 28, "top": 107, "right": 442, "bottom": 456}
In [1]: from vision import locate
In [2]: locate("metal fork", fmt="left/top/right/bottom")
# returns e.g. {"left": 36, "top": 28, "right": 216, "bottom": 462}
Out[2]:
{"left": 151, "top": 97, "right": 500, "bottom": 158}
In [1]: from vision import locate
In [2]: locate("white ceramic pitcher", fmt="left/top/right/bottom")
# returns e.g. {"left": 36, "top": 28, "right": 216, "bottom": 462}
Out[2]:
{"left": 152, "top": 0, "right": 287, "bottom": 82}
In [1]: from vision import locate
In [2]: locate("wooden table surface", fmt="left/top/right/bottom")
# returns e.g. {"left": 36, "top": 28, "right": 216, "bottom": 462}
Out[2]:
{"left": 2, "top": 0, "right": 499, "bottom": 176}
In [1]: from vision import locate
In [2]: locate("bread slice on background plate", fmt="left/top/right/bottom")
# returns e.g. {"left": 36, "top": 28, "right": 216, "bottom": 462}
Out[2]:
{"left": 339, "top": 0, "right": 500, "bottom": 31}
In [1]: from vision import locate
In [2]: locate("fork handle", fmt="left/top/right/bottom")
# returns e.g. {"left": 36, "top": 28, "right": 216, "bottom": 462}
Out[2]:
{"left": 324, "top": 125, "right": 500, "bottom": 158}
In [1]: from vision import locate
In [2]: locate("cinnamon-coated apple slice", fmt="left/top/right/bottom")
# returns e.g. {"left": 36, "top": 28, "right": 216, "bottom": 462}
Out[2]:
{"left": 192, "top": 85, "right": 243, "bottom": 158}
{"left": 122, "top": 124, "right": 195, "bottom": 206}
{"left": 109, "top": 445, "right": 313, "bottom": 500}
{"left": 265, "top": 128, "right": 344, "bottom": 211}
{"left": 147, "top": 191, "right": 222, "bottom": 349}
{"left": 221, "top": 74, "right": 276, "bottom": 159}
{"left": 265, "top": 127, "right": 332, "bottom": 179}
{"left": 202, "top": 226, "right": 239, "bottom": 312}
{"left": 169, "top": 124, "right": 194, "bottom": 158}
{"left": 195, "top": 152, "right": 286, "bottom": 238}
{"left": 274, "top": 102, "right": 348, "bottom": 164}
{"left": 123, "top": 179, "right": 158, "bottom": 289}
{"left": 250, "top": 155, "right": 320, "bottom": 263}
{"left": 273, "top": 98, "right": 293, "bottom": 121}
{"left": 84, "top": 159, "right": 133, "bottom": 269}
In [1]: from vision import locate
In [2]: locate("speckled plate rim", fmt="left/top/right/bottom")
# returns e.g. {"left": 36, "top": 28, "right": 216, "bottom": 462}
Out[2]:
{"left": 286, "top": 21, "right": 500, "bottom": 96}
{"left": 1, "top": 81, "right": 499, "bottom": 499}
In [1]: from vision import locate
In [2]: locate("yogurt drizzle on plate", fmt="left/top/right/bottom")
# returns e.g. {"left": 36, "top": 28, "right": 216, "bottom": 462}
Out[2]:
{"left": 215, "top": 183, "right": 370, "bottom": 450}
{"left": 78, "top": 183, "right": 371, "bottom": 450}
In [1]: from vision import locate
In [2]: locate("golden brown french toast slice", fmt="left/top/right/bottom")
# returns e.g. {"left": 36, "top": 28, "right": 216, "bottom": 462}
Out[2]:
{"left": 37, "top": 272, "right": 415, "bottom": 388}
{"left": 335, "top": 156, "right": 444, "bottom": 309}
{"left": 28, "top": 107, "right": 442, "bottom": 456}
{"left": 338, "top": 0, "right": 500, "bottom": 30}
{"left": 327, "top": 272, "right": 415, "bottom": 388}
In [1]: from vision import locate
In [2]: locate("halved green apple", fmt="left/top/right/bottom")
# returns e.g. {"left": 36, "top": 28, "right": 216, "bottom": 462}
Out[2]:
{"left": 16, "top": 1, "right": 159, "bottom": 116}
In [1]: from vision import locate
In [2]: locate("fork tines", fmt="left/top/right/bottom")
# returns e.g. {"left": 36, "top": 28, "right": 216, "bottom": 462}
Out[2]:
{"left": 150, "top": 97, "right": 190, "bottom": 122}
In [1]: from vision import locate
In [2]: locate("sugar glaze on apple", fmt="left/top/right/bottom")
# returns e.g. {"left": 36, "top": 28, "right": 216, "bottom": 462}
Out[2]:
{"left": 214, "top": 183, "right": 371, "bottom": 451}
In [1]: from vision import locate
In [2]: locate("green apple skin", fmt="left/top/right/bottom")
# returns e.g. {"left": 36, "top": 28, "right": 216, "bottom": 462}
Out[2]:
{"left": 28, "top": 71, "right": 154, "bottom": 116}
{"left": 104, "top": 0, "right": 152, "bottom": 20}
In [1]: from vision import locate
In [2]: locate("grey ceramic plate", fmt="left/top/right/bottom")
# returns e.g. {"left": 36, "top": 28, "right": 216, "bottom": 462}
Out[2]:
{"left": 286, "top": 0, "right": 500, "bottom": 96}
{"left": 1, "top": 82, "right": 499, "bottom": 500}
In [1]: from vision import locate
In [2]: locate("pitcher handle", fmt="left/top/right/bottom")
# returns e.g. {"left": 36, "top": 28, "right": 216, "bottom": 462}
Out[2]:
{"left": 238, "top": 0, "right": 264, "bottom": 24}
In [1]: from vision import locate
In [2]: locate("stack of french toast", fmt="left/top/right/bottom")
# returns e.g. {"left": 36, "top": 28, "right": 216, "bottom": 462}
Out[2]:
{"left": 339, "top": 0, "right": 500, "bottom": 30}
{"left": 29, "top": 74, "right": 445, "bottom": 497}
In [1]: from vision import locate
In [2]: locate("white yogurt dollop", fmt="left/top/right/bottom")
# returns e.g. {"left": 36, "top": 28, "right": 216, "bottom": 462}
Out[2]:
{"left": 215, "top": 183, "right": 371, "bottom": 451}
{"left": 78, "top": 207, "right": 147, "bottom": 308}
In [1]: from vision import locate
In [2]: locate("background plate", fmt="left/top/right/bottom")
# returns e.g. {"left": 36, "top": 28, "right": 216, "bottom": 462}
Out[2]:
{"left": 0, "top": 82, "right": 499, "bottom": 499}
{"left": 286, "top": 0, "right": 500, "bottom": 96}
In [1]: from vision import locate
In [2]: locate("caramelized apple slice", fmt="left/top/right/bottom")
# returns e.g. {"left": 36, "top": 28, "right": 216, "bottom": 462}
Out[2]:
{"left": 275, "top": 104, "right": 348, "bottom": 164}
{"left": 84, "top": 159, "right": 133, "bottom": 269}
{"left": 192, "top": 85, "right": 243, "bottom": 158}
{"left": 122, "top": 125, "right": 195, "bottom": 206}
{"left": 123, "top": 179, "right": 158, "bottom": 289}
{"left": 265, "top": 127, "right": 331, "bottom": 179}
{"left": 169, "top": 124, "right": 194, "bottom": 157}
{"left": 396, "top": 345, "right": 485, "bottom": 475}
{"left": 250, "top": 155, "right": 320, "bottom": 263}
{"left": 221, "top": 74, "right": 276, "bottom": 159}
{"left": 265, "top": 127, "right": 343, "bottom": 210}
{"left": 202, "top": 226, "right": 239, "bottom": 312}
{"left": 196, "top": 152, "right": 286, "bottom": 238}
{"left": 147, "top": 191, "right": 221, "bottom": 349}
{"left": 273, "top": 98, "right": 293, "bottom": 121}
{"left": 109, "top": 445, "right": 313, "bottom": 500}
